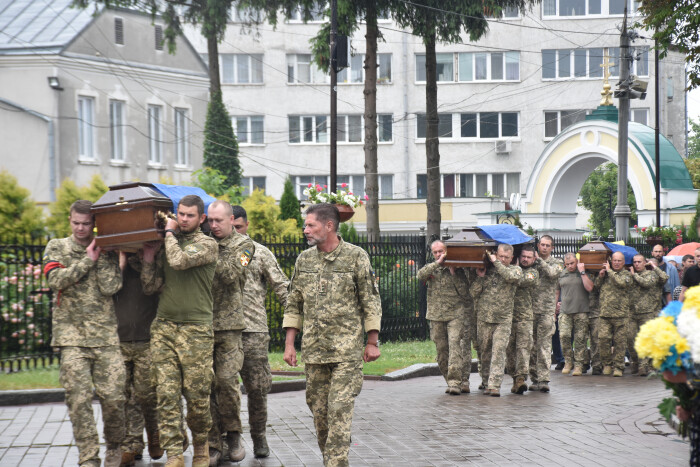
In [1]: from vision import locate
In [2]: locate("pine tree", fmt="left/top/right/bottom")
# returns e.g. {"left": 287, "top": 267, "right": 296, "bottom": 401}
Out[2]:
{"left": 203, "top": 91, "right": 241, "bottom": 188}
{"left": 279, "top": 177, "right": 303, "bottom": 230}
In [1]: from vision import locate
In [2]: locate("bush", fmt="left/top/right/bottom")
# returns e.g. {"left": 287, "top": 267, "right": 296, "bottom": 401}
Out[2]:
{"left": 0, "top": 171, "right": 45, "bottom": 238}
{"left": 242, "top": 190, "right": 299, "bottom": 240}
{"left": 46, "top": 175, "right": 108, "bottom": 237}
{"left": 191, "top": 167, "right": 245, "bottom": 204}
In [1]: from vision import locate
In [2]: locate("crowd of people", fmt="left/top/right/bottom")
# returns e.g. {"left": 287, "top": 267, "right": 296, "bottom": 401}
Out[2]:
{"left": 418, "top": 236, "right": 693, "bottom": 397}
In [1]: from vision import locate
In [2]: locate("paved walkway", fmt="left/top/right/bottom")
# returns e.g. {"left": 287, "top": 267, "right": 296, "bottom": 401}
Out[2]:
{"left": 0, "top": 370, "right": 690, "bottom": 466}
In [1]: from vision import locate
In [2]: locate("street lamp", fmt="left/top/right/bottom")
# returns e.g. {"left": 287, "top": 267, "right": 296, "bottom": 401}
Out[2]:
{"left": 47, "top": 76, "right": 63, "bottom": 91}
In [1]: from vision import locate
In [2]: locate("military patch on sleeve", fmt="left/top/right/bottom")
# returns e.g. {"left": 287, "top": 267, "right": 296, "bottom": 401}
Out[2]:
{"left": 526, "top": 271, "right": 536, "bottom": 280}
{"left": 240, "top": 249, "right": 252, "bottom": 266}
{"left": 184, "top": 244, "right": 202, "bottom": 255}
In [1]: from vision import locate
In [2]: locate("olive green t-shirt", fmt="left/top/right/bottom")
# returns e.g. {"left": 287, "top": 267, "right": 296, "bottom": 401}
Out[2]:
{"left": 557, "top": 270, "right": 591, "bottom": 315}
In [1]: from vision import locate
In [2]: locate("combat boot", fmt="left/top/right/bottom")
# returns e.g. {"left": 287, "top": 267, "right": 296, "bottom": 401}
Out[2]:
{"left": 226, "top": 431, "right": 246, "bottom": 463}
{"left": 208, "top": 447, "right": 221, "bottom": 466}
{"left": 510, "top": 380, "right": 518, "bottom": 394}
{"left": 447, "top": 385, "right": 461, "bottom": 395}
{"left": 562, "top": 362, "right": 573, "bottom": 374}
{"left": 528, "top": 382, "right": 539, "bottom": 391}
{"left": 104, "top": 444, "right": 122, "bottom": 467}
{"left": 483, "top": 388, "right": 492, "bottom": 396}
{"left": 602, "top": 365, "right": 613, "bottom": 375}
{"left": 164, "top": 454, "right": 185, "bottom": 467}
{"left": 630, "top": 362, "right": 639, "bottom": 374}
{"left": 252, "top": 435, "right": 270, "bottom": 458}
{"left": 478, "top": 383, "right": 485, "bottom": 390}
{"left": 514, "top": 377, "right": 527, "bottom": 394}
{"left": 592, "top": 366, "right": 602, "bottom": 375}
{"left": 571, "top": 365, "right": 583, "bottom": 376}
{"left": 638, "top": 367, "right": 649, "bottom": 377}
{"left": 192, "top": 441, "right": 209, "bottom": 467}
{"left": 613, "top": 368, "right": 623, "bottom": 377}
{"left": 489, "top": 387, "right": 500, "bottom": 397}
{"left": 147, "top": 429, "right": 164, "bottom": 460}
{"left": 539, "top": 382, "right": 550, "bottom": 393}
{"left": 120, "top": 450, "right": 136, "bottom": 467}
{"left": 461, "top": 382, "right": 470, "bottom": 393}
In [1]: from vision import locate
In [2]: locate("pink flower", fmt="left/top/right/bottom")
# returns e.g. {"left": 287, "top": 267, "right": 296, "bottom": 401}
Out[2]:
{"left": 341, "top": 183, "right": 347, "bottom": 188}
{"left": 641, "top": 227, "right": 646, "bottom": 232}
{"left": 634, "top": 225, "right": 638, "bottom": 228}
{"left": 348, "top": 192, "right": 353, "bottom": 195}
{"left": 364, "top": 194, "right": 369, "bottom": 200}
{"left": 308, "top": 183, "right": 312, "bottom": 188}
{"left": 323, "top": 185, "right": 327, "bottom": 188}
{"left": 316, "top": 184, "right": 321, "bottom": 190}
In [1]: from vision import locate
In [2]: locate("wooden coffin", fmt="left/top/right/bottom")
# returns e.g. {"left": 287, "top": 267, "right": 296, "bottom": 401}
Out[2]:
{"left": 444, "top": 228, "right": 497, "bottom": 268}
{"left": 578, "top": 241, "right": 611, "bottom": 271}
{"left": 91, "top": 182, "right": 173, "bottom": 251}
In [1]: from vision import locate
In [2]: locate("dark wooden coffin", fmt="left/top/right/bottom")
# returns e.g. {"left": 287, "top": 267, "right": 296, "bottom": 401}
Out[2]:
{"left": 91, "top": 182, "right": 173, "bottom": 251}
{"left": 444, "top": 228, "right": 497, "bottom": 268}
{"left": 578, "top": 241, "right": 611, "bottom": 271}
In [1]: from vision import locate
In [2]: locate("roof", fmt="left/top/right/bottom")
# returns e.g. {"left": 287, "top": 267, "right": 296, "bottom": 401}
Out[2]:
{"left": 0, "top": 0, "right": 98, "bottom": 54}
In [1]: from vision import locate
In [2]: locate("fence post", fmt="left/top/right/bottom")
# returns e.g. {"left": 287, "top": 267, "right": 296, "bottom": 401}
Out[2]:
{"left": 608, "top": 229, "right": 615, "bottom": 242}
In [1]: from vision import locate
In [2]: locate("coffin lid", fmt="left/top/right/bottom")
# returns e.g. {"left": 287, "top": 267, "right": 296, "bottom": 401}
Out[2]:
{"left": 578, "top": 241, "right": 611, "bottom": 253}
{"left": 445, "top": 228, "right": 497, "bottom": 246}
{"left": 92, "top": 182, "right": 171, "bottom": 208}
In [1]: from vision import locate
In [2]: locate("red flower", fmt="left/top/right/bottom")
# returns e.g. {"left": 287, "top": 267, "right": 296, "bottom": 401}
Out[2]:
{"left": 341, "top": 183, "right": 348, "bottom": 188}
{"left": 641, "top": 227, "right": 646, "bottom": 232}
{"left": 308, "top": 183, "right": 313, "bottom": 188}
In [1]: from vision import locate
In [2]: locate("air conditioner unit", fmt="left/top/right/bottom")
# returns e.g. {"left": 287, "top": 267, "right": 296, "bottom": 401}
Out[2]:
{"left": 495, "top": 139, "right": 512, "bottom": 154}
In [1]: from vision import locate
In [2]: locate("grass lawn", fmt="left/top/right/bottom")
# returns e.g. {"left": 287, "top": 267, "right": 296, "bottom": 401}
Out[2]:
{"left": 0, "top": 341, "right": 439, "bottom": 390}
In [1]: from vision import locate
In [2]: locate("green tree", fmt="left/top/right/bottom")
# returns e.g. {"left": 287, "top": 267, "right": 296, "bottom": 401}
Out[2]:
{"left": 203, "top": 91, "right": 241, "bottom": 188}
{"left": 47, "top": 175, "right": 109, "bottom": 237}
{"left": 279, "top": 177, "right": 303, "bottom": 230}
{"left": 191, "top": 167, "right": 245, "bottom": 204}
{"left": 242, "top": 189, "right": 300, "bottom": 239}
{"left": 578, "top": 163, "right": 637, "bottom": 236}
{"left": 636, "top": 0, "right": 700, "bottom": 89}
{"left": 0, "top": 171, "right": 45, "bottom": 238}
{"left": 689, "top": 118, "right": 700, "bottom": 159}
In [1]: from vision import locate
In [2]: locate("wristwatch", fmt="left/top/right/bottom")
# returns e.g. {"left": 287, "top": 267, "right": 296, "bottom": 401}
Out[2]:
{"left": 164, "top": 229, "right": 177, "bottom": 236}
{"left": 579, "top": 271, "right": 586, "bottom": 276}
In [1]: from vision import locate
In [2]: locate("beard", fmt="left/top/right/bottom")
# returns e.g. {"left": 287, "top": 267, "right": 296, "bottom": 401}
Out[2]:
{"left": 179, "top": 223, "right": 199, "bottom": 234}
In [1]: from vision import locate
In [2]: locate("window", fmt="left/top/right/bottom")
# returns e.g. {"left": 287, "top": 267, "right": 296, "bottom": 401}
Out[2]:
{"left": 114, "top": 18, "right": 123, "bottom": 45}
{"left": 241, "top": 176, "right": 266, "bottom": 195}
{"left": 231, "top": 6, "right": 263, "bottom": 23}
{"left": 296, "top": 176, "right": 328, "bottom": 199}
{"left": 486, "top": 5, "right": 520, "bottom": 17}
{"left": 109, "top": 100, "right": 125, "bottom": 161}
{"left": 443, "top": 174, "right": 456, "bottom": 197}
{"left": 288, "top": 115, "right": 328, "bottom": 143}
{"left": 78, "top": 96, "right": 95, "bottom": 160}
{"left": 607, "top": 46, "right": 649, "bottom": 78}
{"left": 458, "top": 52, "right": 520, "bottom": 81}
{"left": 630, "top": 108, "right": 649, "bottom": 126}
{"left": 415, "top": 53, "right": 454, "bottom": 82}
{"left": 378, "top": 114, "right": 393, "bottom": 142}
{"left": 233, "top": 116, "right": 264, "bottom": 144}
{"left": 542, "top": 47, "right": 647, "bottom": 79}
{"left": 422, "top": 173, "right": 521, "bottom": 198}
{"left": 154, "top": 25, "right": 163, "bottom": 51}
{"left": 288, "top": 6, "right": 325, "bottom": 22}
{"left": 416, "top": 113, "right": 453, "bottom": 139}
{"left": 174, "top": 108, "right": 189, "bottom": 166}
{"left": 416, "top": 174, "right": 428, "bottom": 199}
{"left": 544, "top": 110, "right": 588, "bottom": 138}
{"left": 543, "top": 0, "right": 638, "bottom": 16}
{"left": 287, "top": 54, "right": 326, "bottom": 84}
{"left": 460, "top": 112, "right": 519, "bottom": 138}
{"left": 290, "top": 114, "right": 392, "bottom": 144}
{"left": 380, "top": 175, "right": 393, "bottom": 199}
{"left": 337, "top": 115, "right": 361, "bottom": 142}
{"left": 337, "top": 53, "right": 392, "bottom": 84}
{"left": 148, "top": 104, "right": 163, "bottom": 164}
{"left": 221, "top": 54, "right": 263, "bottom": 84}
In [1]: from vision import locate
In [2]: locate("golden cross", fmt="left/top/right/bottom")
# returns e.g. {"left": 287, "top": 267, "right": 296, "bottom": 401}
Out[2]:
{"left": 599, "top": 50, "right": 615, "bottom": 106}
{"left": 600, "top": 51, "right": 615, "bottom": 81}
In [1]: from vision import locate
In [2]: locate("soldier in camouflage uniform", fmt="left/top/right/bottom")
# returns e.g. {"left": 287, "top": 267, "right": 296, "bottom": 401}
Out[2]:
{"left": 506, "top": 245, "right": 539, "bottom": 394}
{"left": 43, "top": 200, "right": 125, "bottom": 467}
{"left": 460, "top": 267, "right": 478, "bottom": 393}
{"left": 283, "top": 204, "right": 382, "bottom": 467}
{"left": 416, "top": 240, "right": 469, "bottom": 395}
{"left": 628, "top": 255, "right": 668, "bottom": 376}
{"left": 595, "top": 252, "right": 633, "bottom": 377}
{"left": 556, "top": 253, "right": 594, "bottom": 377}
{"left": 231, "top": 205, "right": 289, "bottom": 458}
{"left": 529, "top": 235, "right": 564, "bottom": 392}
{"left": 205, "top": 201, "right": 255, "bottom": 465}
{"left": 470, "top": 244, "right": 523, "bottom": 397}
{"left": 141, "top": 195, "right": 218, "bottom": 467}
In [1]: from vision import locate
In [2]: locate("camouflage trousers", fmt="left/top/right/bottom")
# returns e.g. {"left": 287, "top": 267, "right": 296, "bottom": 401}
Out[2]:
{"left": 240, "top": 332, "right": 272, "bottom": 437}
{"left": 586, "top": 316, "right": 601, "bottom": 371}
{"left": 150, "top": 319, "right": 213, "bottom": 457}
{"left": 529, "top": 313, "right": 555, "bottom": 384}
{"left": 627, "top": 313, "right": 655, "bottom": 372}
{"left": 119, "top": 341, "right": 158, "bottom": 454}
{"left": 429, "top": 318, "right": 464, "bottom": 388}
{"left": 505, "top": 319, "right": 533, "bottom": 379}
{"left": 209, "top": 330, "right": 244, "bottom": 451}
{"left": 305, "top": 361, "right": 363, "bottom": 467}
{"left": 558, "top": 313, "right": 589, "bottom": 368}
{"left": 477, "top": 320, "right": 512, "bottom": 390}
{"left": 460, "top": 306, "right": 478, "bottom": 383}
{"left": 599, "top": 317, "right": 627, "bottom": 371}
{"left": 59, "top": 346, "right": 126, "bottom": 466}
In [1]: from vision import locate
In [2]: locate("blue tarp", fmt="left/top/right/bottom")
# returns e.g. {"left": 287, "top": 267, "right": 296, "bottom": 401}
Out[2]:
{"left": 477, "top": 225, "right": 533, "bottom": 245}
{"left": 603, "top": 242, "right": 639, "bottom": 264}
{"left": 151, "top": 184, "right": 217, "bottom": 213}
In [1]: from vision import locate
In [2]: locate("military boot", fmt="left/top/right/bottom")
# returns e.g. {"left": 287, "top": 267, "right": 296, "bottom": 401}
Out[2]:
{"left": 539, "top": 382, "right": 550, "bottom": 393}
{"left": 571, "top": 365, "right": 583, "bottom": 376}
{"left": 104, "top": 444, "right": 122, "bottom": 467}
{"left": 592, "top": 366, "right": 603, "bottom": 375}
{"left": 120, "top": 450, "right": 136, "bottom": 467}
{"left": 164, "top": 454, "right": 185, "bottom": 467}
{"left": 192, "top": 441, "right": 209, "bottom": 467}
{"left": 602, "top": 365, "right": 613, "bottom": 375}
{"left": 208, "top": 447, "right": 221, "bottom": 466}
{"left": 613, "top": 368, "right": 623, "bottom": 377}
{"left": 252, "top": 435, "right": 270, "bottom": 458}
{"left": 528, "top": 382, "right": 539, "bottom": 391}
{"left": 226, "top": 431, "right": 246, "bottom": 463}
{"left": 514, "top": 377, "right": 527, "bottom": 394}
{"left": 447, "top": 385, "right": 461, "bottom": 395}
{"left": 562, "top": 361, "right": 573, "bottom": 374}
{"left": 630, "top": 362, "right": 639, "bottom": 375}
{"left": 461, "top": 382, "right": 470, "bottom": 393}
{"left": 489, "top": 387, "right": 500, "bottom": 397}
{"left": 147, "top": 429, "right": 164, "bottom": 460}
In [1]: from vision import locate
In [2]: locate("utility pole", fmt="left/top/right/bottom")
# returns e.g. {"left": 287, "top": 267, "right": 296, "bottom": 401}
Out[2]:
{"left": 614, "top": 8, "right": 631, "bottom": 241}
{"left": 329, "top": 0, "right": 338, "bottom": 192}
{"left": 654, "top": 37, "right": 661, "bottom": 227}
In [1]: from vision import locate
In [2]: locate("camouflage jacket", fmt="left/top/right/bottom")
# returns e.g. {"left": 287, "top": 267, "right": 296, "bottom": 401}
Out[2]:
{"left": 282, "top": 239, "right": 382, "bottom": 364}
{"left": 43, "top": 236, "right": 122, "bottom": 347}
{"left": 513, "top": 265, "right": 540, "bottom": 322}
{"left": 470, "top": 261, "right": 523, "bottom": 324}
{"left": 595, "top": 269, "right": 633, "bottom": 318}
{"left": 212, "top": 231, "right": 255, "bottom": 331}
{"left": 417, "top": 262, "right": 470, "bottom": 321}
{"left": 242, "top": 240, "right": 289, "bottom": 333}
{"left": 631, "top": 268, "right": 668, "bottom": 315}
{"left": 588, "top": 285, "right": 601, "bottom": 318}
{"left": 532, "top": 256, "right": 564, "bottom": 315}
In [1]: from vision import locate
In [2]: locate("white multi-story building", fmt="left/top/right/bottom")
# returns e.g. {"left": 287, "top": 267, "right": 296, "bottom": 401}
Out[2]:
{"left": 184, "top": 1, "right": 688, "bottom": 233}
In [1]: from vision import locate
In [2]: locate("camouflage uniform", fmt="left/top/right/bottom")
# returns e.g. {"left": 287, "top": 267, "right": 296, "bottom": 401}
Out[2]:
{"left": 141, "top": 229, "right": 218, "bottom": 457}
{"left": 506, "top": 265, "right": 539, "bottom": 381}
{"left": 417, "top": 262, "right": 469, "bottom": 390}
{"left": 587, "top": 285, "right": 602, "bottom": 372}
{"left": 460, "top": 269, "right": 478, "bottom": 385}
{"left": 557, "top": 270, "right": 594, "bottom": 369}
{"left": 208, "top": 231, "right": 255, "bottom": 452}
{"left": 595, "top": 268, "right": 633, "bottom": 371}
{"left": 283, "top": 238, "right": 382, "bottom": 467}
{"left": 529, "top": 256, "right": 564, "bottom": 385}
{"left": 470, "top": 260, "right": 522, "bottom": 391}
{"left": 43, "top": 236, "right": 125, "bottom": 467}
{"left": 628, "top": 268, "right": 668, "bottom": 372}
{"left": 240, "top": 241, "right": 289, "bottom": 439}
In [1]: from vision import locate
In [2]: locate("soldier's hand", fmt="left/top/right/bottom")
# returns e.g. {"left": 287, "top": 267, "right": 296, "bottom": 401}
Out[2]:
{"left": 86, "top": 239, "right": 101, "bottom": 262}
{"left": 435, "top": 251, "right": 446, "bottom": 264}
{"left": 364, "top": 343, "right": 380, "bottom": 363}
{"left": 283, "top": 344, "right": 297, "bottom": 367}
{"left": 476, "top": 267, "right": 486, "bottom": 277}
{"left": 119, "top": 251, "right": 127, "bottom": 272}
{"left": 488, "top": 253, "right": 497, "bottom": 264}
{"left": 555, "top": 302, "right": 561, "bottom": 314}
{"left": 142, "top": 241, "right": 159, "bottom": 263}
{"left": 165, "top": 218, "right": 179, "bottom": 231}
{"left": 604, "top": 261, "right": 611, "bottom": 272}
{"left": 648, "top": 260, "right": 657, "bottom": 269}
{"left": 577, "top": 262, "right": 585, "bottom": 273}
{"left": 599, "top": 268, "right": 606, "bottom": 277}
{"left": 629, "top": 266, "right": 634, "bottom": 273}
{"left": 448, "top": 266, "right": 456, "bottom": 276}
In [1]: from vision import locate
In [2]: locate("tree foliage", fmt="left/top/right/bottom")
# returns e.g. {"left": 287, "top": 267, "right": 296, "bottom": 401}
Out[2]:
{"left": 47, "top": 175, "right": 109, "bottom": 237}
{"left": 279, "top": 177, "right": 303, "bottom": 230}
{"left": 0, "top": 171, "right": 45, "bottom": 238}
{"left": 191, "top": 167, "right": 245, "bottom": 204}
{"left": 637, "top": 0, "right": 700, "bottom": 89}
{"left": 203, "top": 91, "right": 241, "bottom": 189}
{"left": 578, "top": 163, "right": 638, "bottom": 236}
{"left": 242, "top": 189, "right": 299, "bottom": 239}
